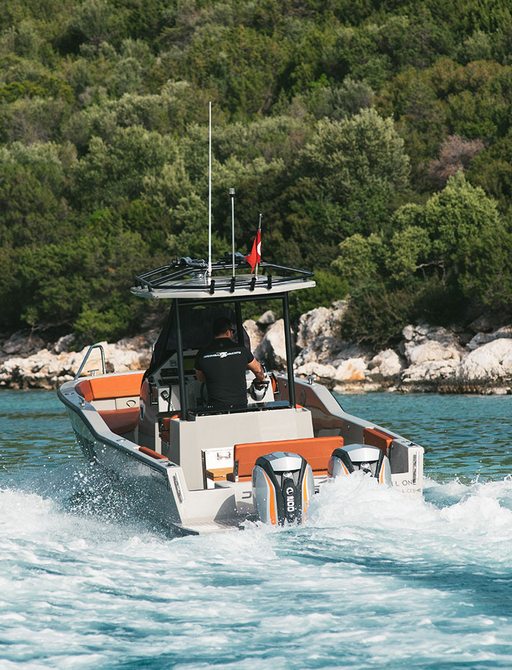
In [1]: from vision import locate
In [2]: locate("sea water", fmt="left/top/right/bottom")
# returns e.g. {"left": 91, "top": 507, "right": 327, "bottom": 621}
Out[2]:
{"left": 1, "top": 390, "right": 512, "bottom": 669}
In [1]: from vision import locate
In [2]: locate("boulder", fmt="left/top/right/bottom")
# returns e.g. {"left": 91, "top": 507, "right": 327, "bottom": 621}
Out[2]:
{"left": 2, "top": 313, "right": 512, "bottom": 394}
{"left": 401, "top": 359, "right": 460, "bottom": 384}
{"left": 368, "top": 349, "right": 403, "bottom": 379}
{"left": 333, "top": 358, "right": 368, "bottom": 382}
{"left": 243, "top": 319, "right": 264, "bottom": 352}
{"left": 459, "top": 338, "right": 512, "bottom": 383}
{"left": 402, "top": 323, "right": 463, "bottom": 355}
{"left": 297, "top": 301, "right": 347, "bottom": 347}
{"left": 294, "top": 361, "right": 338, "bottom": 382}
{"left": 468, "top": 314, "right": 503, "bottom": 333}
{"left": 0, "top": 338, "right": 152, "bottom": 389}
{"left": 1, "top": 331, "right": 46, "bottom": 357}
{"left": 407, "top": 340, "right": 461, "bottom": 366}
{"left": 295, "top": 301, "right": 349, "bottom": 366}
{"left": 254, "top": 319, "right": 287, "bottom": 370}
{"left": 466, "top": 325, "right": 512, "bottom": 351}
{"left": 256, "top": 310, "right": 276, "bottom": 327}
{"left": 401, "top": 323, "right": 463, "bottom": 385}
{"left": 52, "top": 334, "right": 76, "bottom": 354}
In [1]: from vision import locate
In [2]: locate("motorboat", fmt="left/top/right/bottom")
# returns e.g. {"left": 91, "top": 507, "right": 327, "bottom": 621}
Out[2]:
{"left": 58, "top": 255, "right": 424, "bottom": 535}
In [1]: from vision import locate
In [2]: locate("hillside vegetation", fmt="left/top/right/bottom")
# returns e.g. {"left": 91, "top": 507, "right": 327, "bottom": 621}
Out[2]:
{"left": 1, "top": 0, "right": 511, "bottom": 346}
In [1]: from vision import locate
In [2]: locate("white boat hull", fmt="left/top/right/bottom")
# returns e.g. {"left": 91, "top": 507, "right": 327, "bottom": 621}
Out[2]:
{"left": 59, "top": 371, "right": 424, "bottom": 535}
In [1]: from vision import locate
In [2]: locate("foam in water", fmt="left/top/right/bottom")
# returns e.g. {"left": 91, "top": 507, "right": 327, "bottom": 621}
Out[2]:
{"left": 2, "top": 467, "right": 512, "bottom": 668}
{"left": 2, "top": 477, "right": 512, "bottom": 669}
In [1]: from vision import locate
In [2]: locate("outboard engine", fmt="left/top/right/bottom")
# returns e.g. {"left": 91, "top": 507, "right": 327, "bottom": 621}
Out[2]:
{"left": 328, "top": 444, "right": 392, "bottom": 486}
{"left": 252, "top": 452, "right": 314, "bottom": 526}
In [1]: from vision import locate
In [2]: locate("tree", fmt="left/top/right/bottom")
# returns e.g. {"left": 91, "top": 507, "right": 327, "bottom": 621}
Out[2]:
{"left": 332, "top": 233, "right": 385, "bottom": 290}
{"left": 287, "top": 108, "right": 410, "bottom": 260}
{"left": 424, "top": 171, "right": 512, "bottom": 309}
{"left": 427, "top": 134, "right": 485, "bottom": 188}
{"left": 71, "top": 126, "right": 177, "bottom": 210}
{"left": 300, "top": 109, "right": 409, "bottom": 206}
{"left": 0, "top": 141, "right": 75, "bottom": 246}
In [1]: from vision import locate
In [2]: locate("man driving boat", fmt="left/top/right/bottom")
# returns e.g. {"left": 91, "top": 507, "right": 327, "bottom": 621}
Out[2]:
{"left": 194, "top": 316, "right": 265, "bottom": 410}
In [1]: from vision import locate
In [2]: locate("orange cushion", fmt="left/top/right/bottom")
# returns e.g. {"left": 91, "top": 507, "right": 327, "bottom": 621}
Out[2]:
{"left": 363, "top": 427, "right": 393, "bottom": 454}
{"left": 76, "top": 379, "right": 93, "bottom": 402}
{"left": 88, "top": 373, "right": 144, "bottom": 400}
{"left": 98, "top": 407, "right": 140, "bottom": 435}
{"left": 234, "top": 435, "right": 344, "bottom": 479}
{"left": 76, "top": 373, "right": 144, "bottom": 402}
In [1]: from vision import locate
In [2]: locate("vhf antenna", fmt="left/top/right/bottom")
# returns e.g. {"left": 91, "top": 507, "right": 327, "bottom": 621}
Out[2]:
{"left": 229, "top": 187, "right": 236, "bottom": 277}
{"left": 207, "top": 101, "right": 212, "bottom": 279}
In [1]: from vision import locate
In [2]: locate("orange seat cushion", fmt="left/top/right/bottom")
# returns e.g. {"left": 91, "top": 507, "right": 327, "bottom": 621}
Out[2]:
{"left": 98, "top": 407, "right": 140, "bottom": 435}
{"left": 363, "top": 427, "right": 393, "bottom": 454}
{"left": 76, "top": 379, "right": 94, "bottom": 402}
{"left": 76, "top": 372, "right": 144, "bottom": 402}
{"left": 234, "top": 435, "right": 344, "bottom": 479}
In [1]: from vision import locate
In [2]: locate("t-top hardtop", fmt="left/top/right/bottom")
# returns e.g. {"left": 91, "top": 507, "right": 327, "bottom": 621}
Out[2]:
{"left": 133, "top": 255, "right": 316, "bottom": 417}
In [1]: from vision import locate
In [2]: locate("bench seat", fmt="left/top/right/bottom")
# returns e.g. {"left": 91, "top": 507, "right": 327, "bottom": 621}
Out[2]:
{"left": 231, "top": 435, "right": 344, "bottom": 481}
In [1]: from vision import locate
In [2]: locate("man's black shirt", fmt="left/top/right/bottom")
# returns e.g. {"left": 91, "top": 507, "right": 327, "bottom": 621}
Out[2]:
{"left": 195, "top": 338, "right": 254, "bottom": 409}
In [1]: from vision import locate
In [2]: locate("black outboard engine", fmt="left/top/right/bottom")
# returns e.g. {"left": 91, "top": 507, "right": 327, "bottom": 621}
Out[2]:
{"left": 252, "top": 452, "right": 314, "bottom": 525}
{"left": 328, "top": 444, "right": 392, "bottom": 486}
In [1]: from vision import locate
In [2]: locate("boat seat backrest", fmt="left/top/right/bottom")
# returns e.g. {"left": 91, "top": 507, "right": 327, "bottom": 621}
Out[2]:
{"left": 233, "top": 435, "right": 344, "bottom": 480}
{"left": 171, "top": 406, "right": 315, "bottom": 490}
{"left": 363, "top": 427, "right": 393, "bottom": 454}
{"left": 76, "top": 373, "right": 144, "bottom": 402}
{"left": 98, "top": 408, "right": 140, "bottom": 436}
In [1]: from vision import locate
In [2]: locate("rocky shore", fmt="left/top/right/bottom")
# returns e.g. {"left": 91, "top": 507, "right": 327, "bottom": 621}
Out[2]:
{"left": 1, "top": 303, "right": 511, "bottom": 394}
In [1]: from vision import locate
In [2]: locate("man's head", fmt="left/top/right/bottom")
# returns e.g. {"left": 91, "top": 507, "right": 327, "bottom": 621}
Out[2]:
{"left": 212, "top": 316, "right": 235, "bottom": 339}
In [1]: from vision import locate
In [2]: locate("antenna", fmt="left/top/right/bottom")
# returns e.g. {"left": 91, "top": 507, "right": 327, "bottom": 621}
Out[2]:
{"left": 229, "top": 187, "right": 236, "bottom": 277}
{"left": 207, "top": 101, "right": 212, "bottom": 278}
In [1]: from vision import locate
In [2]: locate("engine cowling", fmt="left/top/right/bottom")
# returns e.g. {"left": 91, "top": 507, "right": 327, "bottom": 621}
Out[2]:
{"left": 252, "top": 452, "right": 314, "bottom": 525}
{"left": 328, "top": 443, "right": 392, "bottom": 486}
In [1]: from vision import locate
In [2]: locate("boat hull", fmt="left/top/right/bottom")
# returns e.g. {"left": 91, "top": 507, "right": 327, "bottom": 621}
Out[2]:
{"left": 59, "top": 371, "right": 424, "bottom": 534}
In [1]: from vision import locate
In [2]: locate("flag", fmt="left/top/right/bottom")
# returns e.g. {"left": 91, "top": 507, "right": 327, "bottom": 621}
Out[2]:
{"left": 246, "top": 229, "right": 261, "bottom": 272}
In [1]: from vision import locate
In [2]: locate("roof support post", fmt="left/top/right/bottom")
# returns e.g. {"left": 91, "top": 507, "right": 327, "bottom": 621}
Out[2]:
{"left": 174, "top": 298, "right": 189, "bottom": 419}
{"left": 235, "top": 302, "right": 244, "bottom": 347}
{"left": 282, "top": 292, "right": 296, "bottom": 408}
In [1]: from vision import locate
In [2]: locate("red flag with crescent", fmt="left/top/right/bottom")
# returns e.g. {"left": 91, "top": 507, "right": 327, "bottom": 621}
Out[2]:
{"left": 246, "top": 229, "right": 261, "bottom": 272}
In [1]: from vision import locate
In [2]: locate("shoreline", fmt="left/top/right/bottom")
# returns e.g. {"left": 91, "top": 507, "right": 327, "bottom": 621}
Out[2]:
{"left": 1, "top": 306, "right": 511, "bottom": 395}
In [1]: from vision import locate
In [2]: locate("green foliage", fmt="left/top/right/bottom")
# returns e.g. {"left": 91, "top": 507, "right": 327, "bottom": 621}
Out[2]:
{"left": 0, "top": 0, "right": 511, "bottom": 343}
{"left": 423, "top": 172, "right": 512, "bottom": 308}
{"left": 300, "top": 110, "right": 409, "bottom": 205}
{"left": 0, "top": 141, "right": 75, "bottom": 246}
{"left": 332, "top": 233, "right": 385, "bottom": 289}
{"left": 4, "top": 216, "right": 151, "bottom": 335}
{"left": 333, "top": 172, "right": 512, "bottom": 345}
{"left": 285, "top": 109, "right": 410, "bottom": 267}
{"left": 387, "top": 225, "right": 431, "bottom": 282}
{"left": 289, "top": 269, "right": 348, "bottom": 321}
{"left": 340, "top": 283, "right": 419, "bottom": 348}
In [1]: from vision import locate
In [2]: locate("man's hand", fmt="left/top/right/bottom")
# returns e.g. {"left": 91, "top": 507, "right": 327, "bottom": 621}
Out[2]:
{"left": 247, "top": 358, "right": 265, "bottom": 382}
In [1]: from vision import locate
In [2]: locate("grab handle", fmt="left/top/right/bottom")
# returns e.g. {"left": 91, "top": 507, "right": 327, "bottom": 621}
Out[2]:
{"left": 74, "top": 343, "right": 107, "bottom": 379}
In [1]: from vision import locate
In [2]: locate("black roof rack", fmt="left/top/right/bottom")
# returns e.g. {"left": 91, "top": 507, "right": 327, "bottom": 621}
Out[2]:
{"left": 131, "top": 254, "right": 314, "bottom": 299}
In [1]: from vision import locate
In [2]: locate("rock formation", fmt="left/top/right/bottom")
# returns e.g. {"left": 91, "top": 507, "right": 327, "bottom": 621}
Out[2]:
{"left": 1, "top": 305, "right": 511, "bottom": 393}
{"left": 0, "top": 333, "right": 152, "bottom": 390}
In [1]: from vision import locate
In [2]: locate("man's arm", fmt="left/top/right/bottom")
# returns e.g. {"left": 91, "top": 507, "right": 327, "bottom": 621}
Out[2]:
{"left": 247, "top": 357, "right": 265, "bottom": 383}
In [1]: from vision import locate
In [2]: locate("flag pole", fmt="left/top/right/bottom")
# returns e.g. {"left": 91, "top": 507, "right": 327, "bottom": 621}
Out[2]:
{"left": 207, "top": 101, "right": 212, "bottom": 279}
{"left": 229, "top": 188, "right": 236, "bottom": 277}
{"left": 255, "top": 212, "right": 262, "bottom": 277}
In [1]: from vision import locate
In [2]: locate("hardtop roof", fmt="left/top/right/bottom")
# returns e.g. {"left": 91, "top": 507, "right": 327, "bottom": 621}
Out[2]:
{"left": 131, "top": 255, "right": 315, "bottom": 300}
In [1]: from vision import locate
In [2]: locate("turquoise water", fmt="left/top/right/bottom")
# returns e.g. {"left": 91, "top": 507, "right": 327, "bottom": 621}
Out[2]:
{"left": 1, "top": 390, "right": 512, "bottom": 669}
